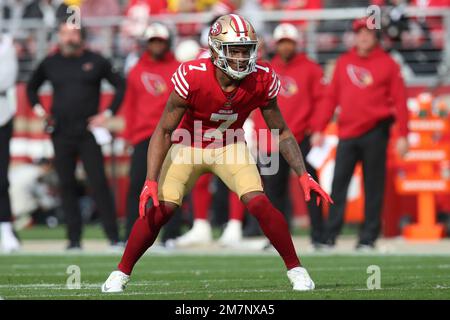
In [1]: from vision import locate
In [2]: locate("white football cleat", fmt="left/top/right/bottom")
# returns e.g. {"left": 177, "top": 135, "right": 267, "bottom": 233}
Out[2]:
{"left": 174, "top": 219, "right": 212, "bottom": 247}
{"left": 218, "top": 219, "right": 242, "bottom": 247}
{"left": 287, "top": 267, "right": 315, "bottom": 291}
{"left": 101, "top": 271, "right": 130, "bottom": 293}
{"left": 0, "top": 222, "right": 21, "bottom": 253}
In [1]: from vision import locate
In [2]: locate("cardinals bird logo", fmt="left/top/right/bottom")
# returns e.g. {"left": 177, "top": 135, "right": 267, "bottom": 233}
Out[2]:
{"left": 279, "top": 75, "right": 298, "bottom": 97}
{"left": 347, "top": 64, "right": 373, "bottom": 88}
{"left": 141, "top": 73, "right": 167, "bottom": 96}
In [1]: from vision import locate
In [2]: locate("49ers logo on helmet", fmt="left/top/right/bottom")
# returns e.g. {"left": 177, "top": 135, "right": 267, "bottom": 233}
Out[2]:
{"left": 210, "top": 22, "right": 222, "bottom": 36}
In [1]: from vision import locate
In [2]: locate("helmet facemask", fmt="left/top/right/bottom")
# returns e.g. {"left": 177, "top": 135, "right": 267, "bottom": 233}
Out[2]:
{"left": 209, "top": 38, "right": 258, "bottom": 80}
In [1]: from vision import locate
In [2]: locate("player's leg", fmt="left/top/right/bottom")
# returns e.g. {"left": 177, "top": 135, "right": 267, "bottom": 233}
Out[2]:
{"left": 102, "top": 144, "right": 200, "bottom": 292}
{"left": 212, "top": 142, "right": 314, "bottom": 290}
{"left": 241, "top": 191, "right": 314, "bottom": 290}
{"left": 118, "top": 201, "right": 179, "bottom": 275}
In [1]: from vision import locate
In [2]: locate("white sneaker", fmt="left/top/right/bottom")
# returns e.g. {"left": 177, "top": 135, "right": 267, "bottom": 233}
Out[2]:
{"left": 101, "top": 271, "right": 130, "bottom": 293}
{"left": 218, "top": 219, "right": 242, "bottom": 247}
{"left": 0, "top": 222, "right": 21, "bottom": 253}
{"left": 174, "top": 219, "right": 212, "bottom": 247}
{"left": 287, "top": 267, "right": 315, "bottom": 291}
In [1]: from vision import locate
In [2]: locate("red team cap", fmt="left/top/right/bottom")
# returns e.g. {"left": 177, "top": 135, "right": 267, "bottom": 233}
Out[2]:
{"left": 352, "top": 17, "right": 370, "bottom": 32}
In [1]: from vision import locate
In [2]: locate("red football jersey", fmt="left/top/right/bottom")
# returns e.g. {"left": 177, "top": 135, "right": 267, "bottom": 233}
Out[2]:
{"left": 171, "top": 58, "right": 280, "bottom": 148}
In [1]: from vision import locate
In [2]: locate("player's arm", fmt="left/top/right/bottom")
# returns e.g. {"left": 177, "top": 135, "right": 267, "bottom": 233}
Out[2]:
{"left": 138, "top": 91, "right": 188, "bottom": 217}
{"left": 261, "top": 98, "right": 333, "bottom": 206}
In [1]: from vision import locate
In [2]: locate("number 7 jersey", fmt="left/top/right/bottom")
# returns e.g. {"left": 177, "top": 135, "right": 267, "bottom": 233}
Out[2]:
{"left": 171, "top": 58, "right": 281, "bottom": 148}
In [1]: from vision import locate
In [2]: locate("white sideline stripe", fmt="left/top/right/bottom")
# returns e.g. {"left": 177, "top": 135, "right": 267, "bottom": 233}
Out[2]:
{"left": 3, "top": 251, "right": 450, "bottom": 257}
{"left": 177, "top": 65, "right": 189, "bottom": 89}
{"left": 10, "top": 137, "right": 129, "bottom": 158}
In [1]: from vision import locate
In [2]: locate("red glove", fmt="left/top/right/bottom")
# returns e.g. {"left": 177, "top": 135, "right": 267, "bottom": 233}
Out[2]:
{"left": 299, "top": 173, "right": 333, "bottom": 206}
{"left": 139, "top": 180, "right": 159, "bottom": 218}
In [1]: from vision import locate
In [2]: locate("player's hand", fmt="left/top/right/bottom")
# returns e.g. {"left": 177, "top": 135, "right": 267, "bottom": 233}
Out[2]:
{"left": 88, "top": 113, "right": 107, "bottom": 128}
{"left": 88, "top": 110, "right": 112, "bottom": 128}
{"left": 310, "top": 132, "right": 324, "bottom": 147}
{"left": 139, "top": 180, "right": 159, "bottom": 218}
{"left": 299, "top": 173, "right": 333, "bottom": 206}
{"left": 33, "top": 104, "right": 46, "bottom": 118}
{"left": 396, "top": 137, "right": 409, "bottom": 158}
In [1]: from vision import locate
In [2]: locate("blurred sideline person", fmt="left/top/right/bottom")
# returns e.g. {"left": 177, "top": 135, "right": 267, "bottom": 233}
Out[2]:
{"left": 252, "top": 23, "right": 326, "bottom": 248}
{"left": 26, "top": 23, "right": 126, "bottom": 250}
{"left": 312, "top": 18, "right": 409, "bottom": 250}
{"left": 102, "top": 14, "right": 332, "bottom": 293}
{"left": 122, "top": 23, "right": 179, "bottom": 240}
{"left": 0, "top": 32, "right": 21, "bottom": 253}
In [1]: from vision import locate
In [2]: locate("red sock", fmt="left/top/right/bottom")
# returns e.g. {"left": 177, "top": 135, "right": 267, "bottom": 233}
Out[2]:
{"left": 245, "top": 194, "right": 301, "bottom": 270}
{"left": 118, "top": 203, "right": 174, "bottom": 275}
{"left": 192, "top": 174, "right": 213, "bottom": 220}
{"left": 229, "top": 192, "right": 245, "bottom": 221}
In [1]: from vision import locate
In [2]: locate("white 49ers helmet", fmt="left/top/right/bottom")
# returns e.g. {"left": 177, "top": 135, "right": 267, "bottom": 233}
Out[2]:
{"left": 208, "top": 14, "right": 259, "bottom": 80}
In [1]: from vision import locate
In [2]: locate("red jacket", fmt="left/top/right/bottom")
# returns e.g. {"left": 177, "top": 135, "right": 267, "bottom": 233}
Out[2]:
{"left": 122, "top": 52, "right": 178, "bottom": 145}
{"left": 312, "top": 46, "right": 409, "bottom": 139}
{"left": 253, "top": 53, "right": 325, "bottom": 150}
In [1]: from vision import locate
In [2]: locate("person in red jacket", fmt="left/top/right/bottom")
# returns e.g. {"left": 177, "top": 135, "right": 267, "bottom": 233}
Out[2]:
{"left": 252, "top": 23, "right": 326, "bottom": 247}
{"left": 311, "top": 17, "right": 409, "bottom": 250}
{"left": 122, "top": 22, "right": 179, "bottom": 238}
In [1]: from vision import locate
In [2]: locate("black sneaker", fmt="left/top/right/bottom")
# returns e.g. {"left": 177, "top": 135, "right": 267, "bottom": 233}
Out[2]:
{"left": 316, "top": 239, "right": 336, "bottom": 251}
{"left": 66, "top": 241, "right": 82, "bottom": 252}
{"left": 355, "top": 242, "right": 375, "bottom": 252}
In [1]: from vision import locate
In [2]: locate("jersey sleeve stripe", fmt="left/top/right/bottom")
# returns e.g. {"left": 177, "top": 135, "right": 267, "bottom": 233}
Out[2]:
{"left": 177, "top": 66, "right": 190, "bottom": 90}
{"left": 171, "top": 77, "right": 187, "bottom": 99}
{"left": 173, "top": 72, "right": 189, "bottom": 96}
{"left": 268, "top": 79, "right": 281, "bottom": 99}
{"left": 268, "top": 76, "right": 277, "bottom": 91}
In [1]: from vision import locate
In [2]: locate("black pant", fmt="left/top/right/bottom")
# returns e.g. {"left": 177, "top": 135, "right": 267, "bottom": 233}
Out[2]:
{"left": 51, "top": 131, "right": 119, "bottom": 243}
{"left": 0, "top": 119, "right": 13, "bottom": 222}
{"left": 262, "top": 136, "right": 324, "bottom": 243}
{"left": 323, "top": 120, "right": 391, "bottom": 244}
{"left": 124, "top": 137, "right": 182, "bottom": 241}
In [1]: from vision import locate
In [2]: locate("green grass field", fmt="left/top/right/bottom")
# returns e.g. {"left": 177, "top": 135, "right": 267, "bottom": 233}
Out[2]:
{"left": 1, "top": 254, "right": 450, "bottom": 300}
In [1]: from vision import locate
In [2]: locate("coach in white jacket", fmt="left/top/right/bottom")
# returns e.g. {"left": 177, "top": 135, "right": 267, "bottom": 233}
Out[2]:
{"left": 0, "top": 32, "right": 20, "bottom": 253}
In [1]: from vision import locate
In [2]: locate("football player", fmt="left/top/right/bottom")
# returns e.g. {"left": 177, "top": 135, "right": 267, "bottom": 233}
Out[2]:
{"left": 102, "top": 14, "right": 332, "bottom": 293}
